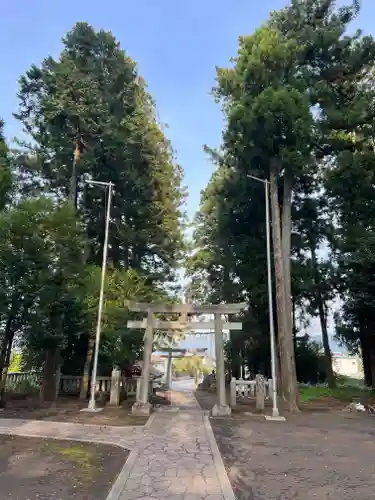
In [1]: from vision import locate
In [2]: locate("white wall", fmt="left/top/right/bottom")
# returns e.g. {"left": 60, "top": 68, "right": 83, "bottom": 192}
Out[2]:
{"left": 332, "top": 355, "right": 363, "bottom": 379}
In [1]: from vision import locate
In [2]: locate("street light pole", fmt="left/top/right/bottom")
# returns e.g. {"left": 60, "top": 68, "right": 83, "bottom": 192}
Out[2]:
{"left": 85, "top": 180, "right": 113, "bottom": 411}
{"left": 247, "top": 174, "right": 280, "bottom": 418}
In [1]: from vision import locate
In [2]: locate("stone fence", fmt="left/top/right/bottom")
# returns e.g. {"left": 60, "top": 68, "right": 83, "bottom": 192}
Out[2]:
{"left": 230, "top": 375, "right": 274, "bottom": 411}
{"left": 6, "top": 371, "right": 140, "bottom": 398}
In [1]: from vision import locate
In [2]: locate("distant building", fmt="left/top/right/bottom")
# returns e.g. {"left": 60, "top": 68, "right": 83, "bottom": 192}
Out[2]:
{"left": 332, "top": 352, "right": 363, "bottom": 379}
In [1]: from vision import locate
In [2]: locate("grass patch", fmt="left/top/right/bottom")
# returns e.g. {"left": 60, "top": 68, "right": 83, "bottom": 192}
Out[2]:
{"left": 299, "top": 385, "right": 372, "bottom": 403}
{"left": 43, "top": 441, "right": 102, "bottom": 485}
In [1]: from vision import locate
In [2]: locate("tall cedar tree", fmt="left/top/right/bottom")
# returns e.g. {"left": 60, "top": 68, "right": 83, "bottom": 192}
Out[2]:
{"left": 272, "top": 0, "right": 375, "bottom": 386}
{"left": 191, "top": 0, "right": 375, "bottom": 401}
{"left": 14, "top": 22, "right": 185, "bottom": 284}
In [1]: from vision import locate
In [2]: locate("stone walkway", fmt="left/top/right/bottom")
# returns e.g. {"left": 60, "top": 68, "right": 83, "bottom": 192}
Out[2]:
{"left": 119, "top": 391, "right": 228, "bottom": 500}
{"left": 0, "top": 391, "right": 234, "bottom": 500}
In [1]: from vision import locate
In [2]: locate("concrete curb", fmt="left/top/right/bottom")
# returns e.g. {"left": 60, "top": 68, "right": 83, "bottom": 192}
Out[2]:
{"left": 0, "top": 414, "right": 153, "bottom": 433}
{"left": 191, "top": 390, "right": 203, "bottom": 410}
{"left": 203, "top": 415, "right": 236, "bottom": 500}
{"left": 0, "top": 427, "right": 128, "bottom": 447}
{"left": 106, "top": 447, "right": 139, "bottom": 500}
{"left": 144, "top": 412, "right": 156, "bottom": 429}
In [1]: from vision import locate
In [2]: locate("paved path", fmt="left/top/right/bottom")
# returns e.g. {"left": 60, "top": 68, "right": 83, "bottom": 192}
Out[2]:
{"left": 119, "top": 391, "right": 229, "bottom": 500}
{"left": 0, "top": 391, "right": 234, "bottom": 500}
{"left": 171, "top": 376, "right": 195, "bottom": 392}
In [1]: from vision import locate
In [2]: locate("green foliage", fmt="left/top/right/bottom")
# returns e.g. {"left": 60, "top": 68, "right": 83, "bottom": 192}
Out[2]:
{"left": 295, "top": 336, "right": 327, "bottom": 384}
{"left": 0, "top": 22, "right": 186, "bottom": 388}
{"left": 299, "top": 384, "right": 371, "bottom": 403}
{"left": 0, "top": 198, "right": 86, "bottom": 363}
{"left": 83, "top": 266, "right": 167, "bottom": 372}
{"left": 8, "top": 352, "right": 22, "bottom": 372}
{"left": 0, "top": 120, "right": 12, "bottom": 210}
{"left": 14, "top": 22, "right": 185, "bottom": 283}
{"left": 189, "top": 0, "right": 375, "bottom": 394}
{"left": 173, "top": 356, "right": 208, "bottom": 377}
{"left": 189, "top": 9, "right": 315, "bottom": 405}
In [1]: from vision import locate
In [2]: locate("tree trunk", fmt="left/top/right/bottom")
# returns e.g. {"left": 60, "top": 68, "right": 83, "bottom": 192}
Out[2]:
{"left": 279, "top": 171, "right": 299, "bottom": 411}
{"left": 370, "top": 348, "right": 375, "bottom": 389}
{"left": 281, "top": 175, "right": 294, "bottom": 345}
{"left": 51, "top": 356, "right": 62, "bottom": 409}
{"left": 359, "top": 330, "right": 372, "bottom": 387}
{"left": 292, "top": 294, "right": 297, "bottom": 340}
{"left": 40, "top": 347, "right": 60, "bottom": 402}
{"left": 367, "top": 333, "right": 375, "bottom": 389}
{"left": 0, "top": 311, "right": 15, "bottom": 376}
{"left": 310, "top": 244, "right": 336, "bottom": 388}
{"left": 0, "top": 335, "right": 14, "bottom": 408}
{"left": 0, "top": 334, "right": 9, "bottom": 383}
{"left": 363, "top": 348, "right": 372, "bottom": 387}
{"left": 282, "top": 175, "right": 299, "bottom": 395}
{"left": 318, "top": 304, "right": 335, "bottom": 388}
{"left": 270, "top": 167, "right": 299, "bottom": 412}
{"left": 80, "top": 336, "right": 94, "bottom": 399}
{"left": 70, "top": 129, "right": 81, "bottom": 209}
{"left": 0, "top": 310, "right": 16, "bottom": 408}
{"left": 70, "top": 157, "right": 78, "bottom": 209}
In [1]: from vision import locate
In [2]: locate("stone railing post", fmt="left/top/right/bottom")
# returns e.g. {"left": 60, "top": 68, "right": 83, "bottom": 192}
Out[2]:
{"left": 109, "top": 367, "right": 121, "bottom": 406}
{"left": 136, "top": 377, "right": 142, "bottom": 401}
{"left": 230, "top": 377, "right": 237, "bottom": 408}
{"left": 256, "top": 374, "right": 265, "bottom": 411}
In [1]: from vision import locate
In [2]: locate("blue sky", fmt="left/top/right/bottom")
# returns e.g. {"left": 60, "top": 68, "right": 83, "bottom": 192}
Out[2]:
{"left": 3, "top": 0, "right": 373, "bottom": 219}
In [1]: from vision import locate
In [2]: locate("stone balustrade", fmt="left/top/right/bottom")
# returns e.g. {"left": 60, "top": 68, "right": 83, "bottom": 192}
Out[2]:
{"left": 6, "top": 371, "right": 141, "bottom": 400}
{"left": 6, "top": 371, "right": 40, "bottom": 389}
{"left": 123, "top": 376, "right": 138, "bottom": 396}
{"left": 230, "top": 376, "right": 274, "bottom": 410}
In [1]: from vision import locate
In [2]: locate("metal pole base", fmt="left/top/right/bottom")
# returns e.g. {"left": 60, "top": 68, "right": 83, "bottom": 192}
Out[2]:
{"left": 265, "top": 414, "right": 286, "bottom": 421}
{"left": 80, "top": 407, "right": 103, "bottom": 413}
{"left": 131, "top": 401, "right": 152, "bottom": 416}
{"left": 211, "top": 404, "right": 231, "bottom": 417}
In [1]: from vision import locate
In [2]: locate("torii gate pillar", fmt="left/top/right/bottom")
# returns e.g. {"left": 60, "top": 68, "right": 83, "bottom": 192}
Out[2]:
{"left": 211, "top": 313, "right": 231, "bottom": 417}
{"left": 131, "top": 310, "right": 153, "bottom": 416}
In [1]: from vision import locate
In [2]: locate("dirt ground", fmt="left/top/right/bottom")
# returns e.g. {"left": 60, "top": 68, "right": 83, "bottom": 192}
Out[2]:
{"left": 0, "top": 435, "right": 129, "bottom": 499}
{"left": 195, "top": 390, "right": 375, "bottom": 500}
{"left": 0, "top": 395, "right": 149, "bottom": 426}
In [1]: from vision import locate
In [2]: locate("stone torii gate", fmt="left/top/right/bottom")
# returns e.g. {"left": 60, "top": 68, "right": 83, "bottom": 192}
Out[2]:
{"left": 158, "top": 348, "right": 208, "bottom": 389}
{"left": 156, "top": 348, "right": 187, "bottom": 388}
{"left": 126, "top": 301, "right": 245, "bottom": 416}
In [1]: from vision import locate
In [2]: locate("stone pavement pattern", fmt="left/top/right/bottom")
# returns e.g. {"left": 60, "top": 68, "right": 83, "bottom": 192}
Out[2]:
{"left": 0, "top": 391, "right": 229, "bottom": 500}
{"left": 119, "top": 391, "right": 225, "bottom": 500}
